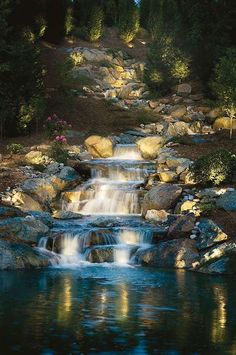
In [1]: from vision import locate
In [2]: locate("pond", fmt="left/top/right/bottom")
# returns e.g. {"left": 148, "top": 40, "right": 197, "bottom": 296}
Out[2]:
{"left": 0, "top": 266, "right": 236, "bottom": 354}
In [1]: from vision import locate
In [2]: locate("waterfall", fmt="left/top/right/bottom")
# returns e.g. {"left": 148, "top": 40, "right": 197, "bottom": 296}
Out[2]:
{"left": 39, "top": 144, "right": 156, "bottom": 266}
{"left": 111, "top": 144, "right": 143, "bottom": 160}
{"left": 38, "top": 237, "right": 48, "bottom": 249}
{"left": 62, "top": 144, "right": 150, "bottom": 216}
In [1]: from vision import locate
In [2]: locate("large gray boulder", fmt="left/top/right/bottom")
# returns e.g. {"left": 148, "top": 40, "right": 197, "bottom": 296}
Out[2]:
{"left": 51, "top": 167, "right": 80, "bottom": 191}
{"left": 194, "top": 218, "right": 228, "bottom": 251}
{"left": 142, "top": 184, "right": 182, "bottom": 216}
{"left": 21, "top": 178, "right": 58, "bottom": 205}
{"left": 216, "top": 191, "right": 236, "bottom": 211}
{"left": 196, "top": 241, "right": 236, "bottom": 274}
{"left": 135, "top": 239, "right": 199, "bottom": 269}
{"left": 168, "top": 214, "right": 196, "bottom": 238}
{"left": 0, "top": 204, "right": 26, "bottom": 219}
{"left": 12, "top": 192, "right": 43, "bottom": 212}
{"left": 0, "top": 216, "right": 49, "bottom": 244}
{"left": 136, "top": 136, "right": 165, "bottom": 160}
{"left": 85, "top": 135, "right": 114, "bottom": 158}
{"left": 0, "top": 239, "right": 55, "bottom": 270}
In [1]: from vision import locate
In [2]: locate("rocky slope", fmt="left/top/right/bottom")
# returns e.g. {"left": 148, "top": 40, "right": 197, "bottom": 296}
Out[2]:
{"left": 1, "top": 46, "right": 236, "bottom": 274}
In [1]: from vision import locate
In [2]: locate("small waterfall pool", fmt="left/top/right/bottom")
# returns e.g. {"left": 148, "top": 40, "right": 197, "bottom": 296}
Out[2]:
{"left": 0, "top": 268, "right": 235, "bottom": 354}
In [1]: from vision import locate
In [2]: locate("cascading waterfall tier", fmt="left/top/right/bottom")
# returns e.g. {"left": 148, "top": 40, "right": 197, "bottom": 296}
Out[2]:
{"left": 62, "top": 144, "right": 154, "bottom": 216}
{"left": 38, "top": 144, "right": 157, "bottom": 265}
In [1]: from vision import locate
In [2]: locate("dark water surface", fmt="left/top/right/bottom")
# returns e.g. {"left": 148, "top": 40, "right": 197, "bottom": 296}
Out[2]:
{"left": 0, "top": 265, "right": 236, "bottom": 355}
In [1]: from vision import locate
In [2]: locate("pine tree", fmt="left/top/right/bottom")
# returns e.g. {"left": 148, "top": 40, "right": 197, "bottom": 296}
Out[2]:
{"left": 87, "top": 5, "right": 104, "bottom": 42}
{"left": 118, "top": 0, "right": 140, "bottom": 43}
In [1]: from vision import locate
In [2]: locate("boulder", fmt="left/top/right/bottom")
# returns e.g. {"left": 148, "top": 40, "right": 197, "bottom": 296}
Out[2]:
{"left": 145, "top": 209, "right": 168, "bottom": 223}
{"left": 85, "top": 135, "right": 114, "bottom": 158}
{"left": 12, "top": 192, "right": 43, "bottom": 212}
{"left": 167, "top": 122, "right": 190, "bottom": 136}
{"left": 213, "top": 117, "right": 236, "bottom": 130}
{"left": 0, "top": 204, "right": 26, "bottom": 219}
{"left": 135, "top": 239, "right": 199, "bottom": 269}
{"left": 28, "top": 211, "right": 54, "bottom": 228}
{"left": 53, "top": 211, "right": 83, "bottom": 219}
{"left": 216, "top": 191, "right": 236, "bottom": 211}
{"left": 51, "top": 167, "right": 80, "bottom": 190}
{"left": 159, "top": 171, "right": 178, "bottom": 183}
{"left": 149, "top": 100, "right": 159, "bottom": 109}
{"left": 21, "top": 178, "right": 58, "bottom": 205}
{"left": 177, "top": 84, "right": 192, "bottom": 96}
{"left": 196, "top": 241, "right": 236, "bottom": 274}
{"left": 136, "top": 136, "right": 165, "bottom": 160}
{"left": 86, "top": 246, "right": 114, "bottom": 263}
{"left": 168, "top": 214, "right": 196, "bottom": 238}
{"left": 170, "top": 105, "right": 187, "bottom": 118}
{"left": 180, "top": 200, "right": 196, "bottom": 213}
{"left": 0, "top": 239, "right": 55, "bottom": 270}
{"left": 142, "top": 184, "right": 182, "bottom": 216}
{"left": 118, "top": 83, "right": 139, "bottom": 99}
{"left": 0, "top": 216, "right": 49, "bottom": 243}
{"left": 194, "top": 219, "right": 228, "bottom": 251}
{"left": 25, "top": 151, "right": 51, "bottom": 166}
{"left": 206, "top": 108, "right": 222, "bottom": 120}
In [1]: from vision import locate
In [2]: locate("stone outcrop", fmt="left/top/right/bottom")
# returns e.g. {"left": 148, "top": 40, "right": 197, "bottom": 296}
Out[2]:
{"left": 135, "top": 239, "right": 199, "bottom": 269}
{"left": 0, "top": 216, "right": 49, "bottom": 244}
{"left": 85, "top": 135, "right": 114, "bottom": 158}
{"left": 142, "top": 184, "right": 182, "bottom": 216}
{"left": 194, "top": 219, "right": 228, "bottom": 251}
{"left": 0, "top": 239, "right": 55, "bottom": 270}
{"left": 136, "top": 136, "right": 165, "bottom": 160}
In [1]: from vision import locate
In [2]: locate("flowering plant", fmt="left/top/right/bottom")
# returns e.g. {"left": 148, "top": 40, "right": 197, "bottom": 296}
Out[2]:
{"left": 50, "top": 135, "right": 69, "bottom": 164}
{"left": 44, "top": 114, "right": 72, "bottom": 138}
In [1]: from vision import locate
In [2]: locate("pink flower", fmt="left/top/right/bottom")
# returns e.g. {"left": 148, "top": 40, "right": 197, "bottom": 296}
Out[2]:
{"left": 47, "top": 116, "right": 52, "bottom": 121}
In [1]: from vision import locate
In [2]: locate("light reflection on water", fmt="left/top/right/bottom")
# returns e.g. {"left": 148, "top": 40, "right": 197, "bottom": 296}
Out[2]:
{"left": 0, "top": 267, "right": 236, "bottom": 354}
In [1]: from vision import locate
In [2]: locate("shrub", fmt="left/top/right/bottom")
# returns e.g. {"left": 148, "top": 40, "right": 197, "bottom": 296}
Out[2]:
{"left": 211, "top": 48, "right": 236, "bottom": 139}
{"left": 50, "top": 135, "right": 69, "bottom": 164}
{"left": 190, "top": 149, "right": 236, "bottom": 186}
{"left": 44, "top": 114, "right": 72, "bottom": 139}
{"left": 87, "top": 6, "right": 103, "bottom": 42}
{"left": 144, "top": 36, "right": 190, "bottom": 94}
{"left": 119, "top": 5, "right": 140, "bottom": 43}
{"left": 7, "top": 143, "right": 24, "bottom": 154}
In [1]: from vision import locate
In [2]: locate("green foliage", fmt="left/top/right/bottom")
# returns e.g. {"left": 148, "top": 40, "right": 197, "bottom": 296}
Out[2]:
{"left": 118, "top": 0, "right": 140, "bottom": 43}
{"left": 50, "top": 138, "right": 69, "bottom": 164}
{"left": 199, "top": 202, "right": 216, "bottom": 216}
{"left": 190, "top": 149, "right": 236, "bottom": 186}
{"left": 6, "top": 143, "right": 24, "bottom": 154}
{"left": 144, "top": 36, "right": 190, "bottom": 94}
{"left": 44, "top": 114, "right": 72, "bottom": 139}
{"left": 65, "top": 6, "right": 74, "bottom": 36}
{"left": 0, "top": 1, "right": 45, "bottom": 137}
{"left": 87, "top": 6, "right": 104, "bottom": 42}
{"left": 211, "top": 48, "right": 236, "bottom": 138}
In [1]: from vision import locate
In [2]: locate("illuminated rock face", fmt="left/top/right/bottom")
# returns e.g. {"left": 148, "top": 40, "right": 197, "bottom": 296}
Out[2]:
{"left": 85, "top": 135, "right": 114, "bottom": 158}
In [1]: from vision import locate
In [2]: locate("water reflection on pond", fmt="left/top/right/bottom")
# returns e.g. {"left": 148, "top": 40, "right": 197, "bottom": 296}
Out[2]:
{"left": 0, "top": 266, "right": 236, "bottom": 354}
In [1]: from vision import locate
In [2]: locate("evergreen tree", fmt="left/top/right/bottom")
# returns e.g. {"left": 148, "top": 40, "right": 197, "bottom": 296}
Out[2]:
{"left": 87, "top": 5, "right": 104, "bottom": 42}
{"left": 0, "top": 0, "right": 45, "bottom": 137}
{"left": 118, "top": 0, "right": 140, "bottom": 43}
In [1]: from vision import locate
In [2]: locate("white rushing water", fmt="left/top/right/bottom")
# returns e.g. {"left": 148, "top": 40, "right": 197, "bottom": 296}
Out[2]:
{"left": 110, "top": 144, "right": 143, "bottom": 161}
{"left": 39, "top": 144, "right": 155, "bottom": 266}
{"left": 63, "top": 144, "right": 149, "bottom": 216}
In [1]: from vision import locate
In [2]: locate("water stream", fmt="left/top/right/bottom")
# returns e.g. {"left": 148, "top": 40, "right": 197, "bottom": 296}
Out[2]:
{"left": 39, "top": 144, "right": 157, "bottom": 265}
